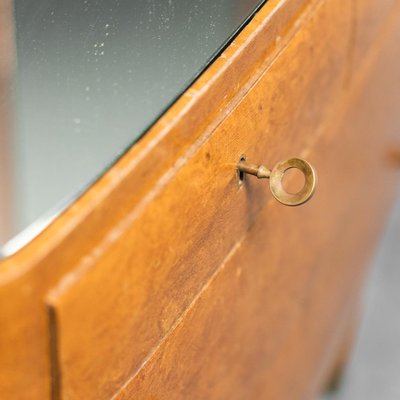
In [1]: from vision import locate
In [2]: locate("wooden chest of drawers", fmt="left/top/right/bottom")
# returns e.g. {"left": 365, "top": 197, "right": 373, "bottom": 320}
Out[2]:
{"left": 1, "top": 0, "right": 399, "bottom": 398}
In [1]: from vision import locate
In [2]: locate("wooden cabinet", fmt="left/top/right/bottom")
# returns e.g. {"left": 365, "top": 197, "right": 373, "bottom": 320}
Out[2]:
{"left": 0, "top": 0, "right": 399, "bottom": 398}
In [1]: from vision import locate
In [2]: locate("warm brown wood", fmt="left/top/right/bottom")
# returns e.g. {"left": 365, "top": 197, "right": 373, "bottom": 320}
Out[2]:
{"left": 325, "top": 300, "right": 360, "bottom": 393}
{"left": 0, "top": 1, "right": 330, "bottom": 397}
{"left": 111, "top": 14, "right": 400, "bottom": 397}
{"left": 352, "top": 0, "right": 397, "bottom": 68}
{"left": 0, "top": 0, "right": 399, "bottom": 398}
{"left": 45, "top": 1, "right": 353, "bottom": 398}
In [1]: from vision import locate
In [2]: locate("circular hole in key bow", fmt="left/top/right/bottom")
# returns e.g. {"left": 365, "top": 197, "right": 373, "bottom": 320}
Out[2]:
{"left": 281, "top": 167, "right": 306, "bottom": 194}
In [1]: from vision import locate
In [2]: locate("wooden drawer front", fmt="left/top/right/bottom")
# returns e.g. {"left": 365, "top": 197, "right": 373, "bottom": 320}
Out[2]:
{"left": 45, "top": 1, "right": 353, "bottom": 399}
{"left": 354, "top": 0, "right": 397, "bottom": 67}
{"left": 113, "top": 16, "right": 400, "bottom": 398}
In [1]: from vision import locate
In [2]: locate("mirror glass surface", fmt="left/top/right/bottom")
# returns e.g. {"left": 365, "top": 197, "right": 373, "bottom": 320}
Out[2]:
{"left": 0, "top": 0, "right": 265, "bottom": 256}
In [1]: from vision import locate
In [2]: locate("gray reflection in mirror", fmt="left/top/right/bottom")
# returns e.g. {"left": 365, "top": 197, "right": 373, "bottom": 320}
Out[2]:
{"left": 0, "top": 0, "right": 266, "bottom": 257}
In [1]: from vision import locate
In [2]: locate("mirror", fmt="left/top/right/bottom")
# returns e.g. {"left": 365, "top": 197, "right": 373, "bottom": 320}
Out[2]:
{"left": 0, "top": 0, "right": 265, "bottom": 257}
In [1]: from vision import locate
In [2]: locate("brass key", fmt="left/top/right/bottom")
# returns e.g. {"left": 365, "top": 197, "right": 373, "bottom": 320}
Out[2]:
{"left": 237, "top": 157, "right": 317, "bottom": 206}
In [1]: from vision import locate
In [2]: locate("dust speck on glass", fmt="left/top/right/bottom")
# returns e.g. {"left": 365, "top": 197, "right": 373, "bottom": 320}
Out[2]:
{"left": 0, "top": 0, "right": 265, "bottom": 257}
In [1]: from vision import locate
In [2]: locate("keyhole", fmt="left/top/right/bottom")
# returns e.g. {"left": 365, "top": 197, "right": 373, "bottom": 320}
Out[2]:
{"left": 237, "top": 155, "right": 246, "bottom": 185}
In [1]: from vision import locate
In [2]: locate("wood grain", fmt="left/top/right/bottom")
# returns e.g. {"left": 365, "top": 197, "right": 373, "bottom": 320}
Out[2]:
{"left": 46, "top": 1, "right": 353, "bottom": 398}
{"left": 352, "top": 0, "right": 397, "bottom": 68}
{"left": 0, "top": 1, "right": 328, "bottom": 398}
{"left": 113, "top": 14, "right": 400, "bottom": 397}
{"left": 0, "top": 0, "right": 398, "bottom": 398}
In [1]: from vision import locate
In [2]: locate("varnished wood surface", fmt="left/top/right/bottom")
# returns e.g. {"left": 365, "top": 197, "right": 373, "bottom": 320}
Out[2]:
{"left": 47, "top": 1, "right": 353, "bottom": 398}
{"left": 113, "top": 10, "right": 400, "bottom": 396}
{"left": 0, "top": 1, "right": 326, "bottom": 397}
{"left": 353, "top": 0, "right": 397, "bottom": 67}
{"left": 0, "top": 0, "right": 399, "bottom": 398}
